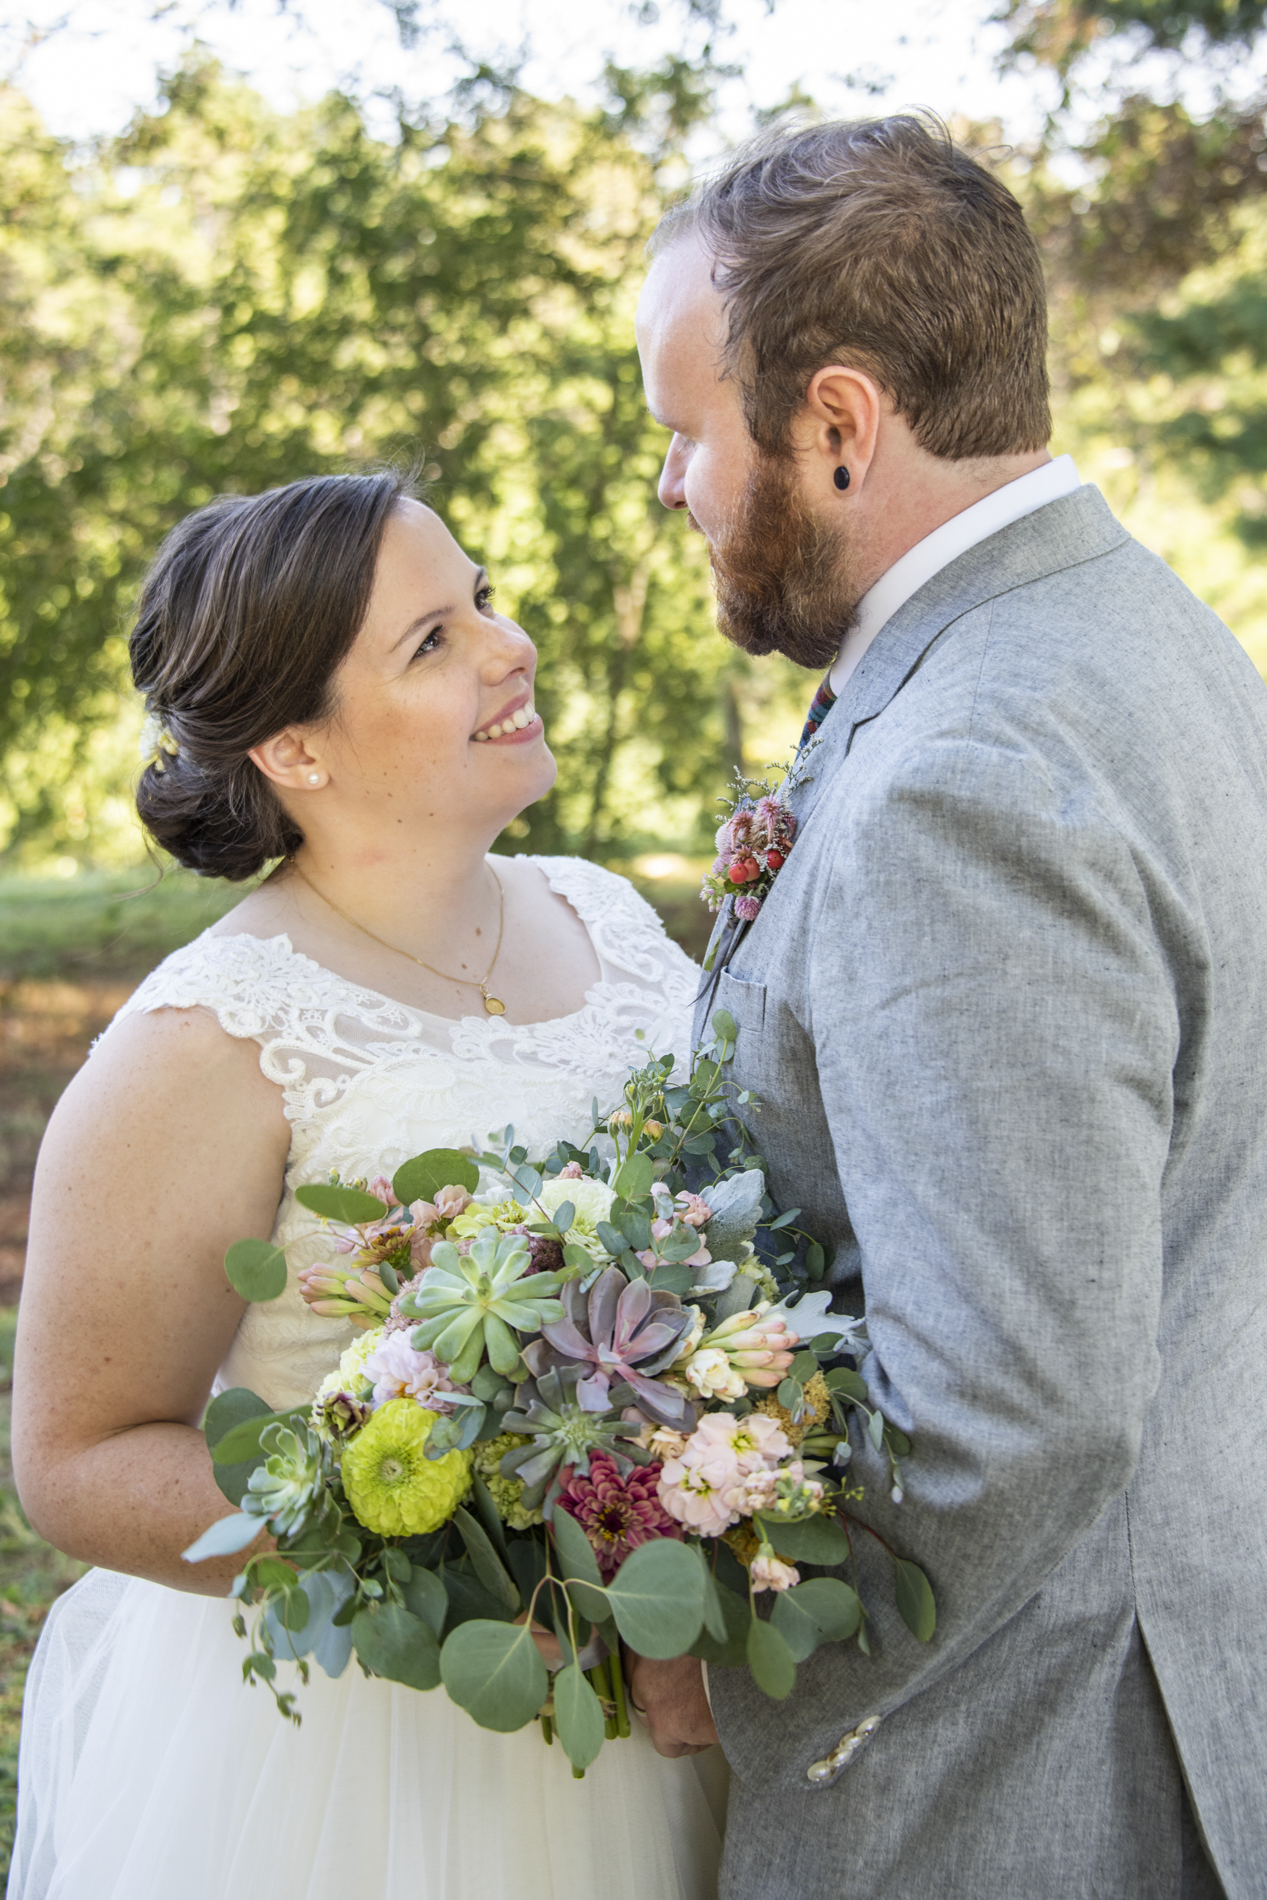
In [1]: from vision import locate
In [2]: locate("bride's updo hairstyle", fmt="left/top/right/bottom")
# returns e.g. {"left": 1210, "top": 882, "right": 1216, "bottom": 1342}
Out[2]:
{"left": 131, "top": 470, "right": 411, "bottom": 880}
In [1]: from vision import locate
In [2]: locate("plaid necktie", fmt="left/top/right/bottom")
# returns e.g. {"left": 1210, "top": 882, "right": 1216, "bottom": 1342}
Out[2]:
{"left": 797, "top": 674, "right": 837, "bottom": 755}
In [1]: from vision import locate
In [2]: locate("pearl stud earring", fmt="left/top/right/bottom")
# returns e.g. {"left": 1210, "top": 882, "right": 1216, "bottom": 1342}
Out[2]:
{"left": 307, "top": 772, "right": 321, "bottom": 785}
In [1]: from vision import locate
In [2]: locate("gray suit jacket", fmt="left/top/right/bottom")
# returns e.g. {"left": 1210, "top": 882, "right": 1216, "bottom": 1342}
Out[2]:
{"left": 694, "top": 487, "right": 1267, "bottom": 1899}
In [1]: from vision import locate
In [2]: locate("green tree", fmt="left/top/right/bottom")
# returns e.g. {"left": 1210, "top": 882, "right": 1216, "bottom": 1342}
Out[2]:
{"left": 0, "top": 62, "right": 807, "bottom": 865}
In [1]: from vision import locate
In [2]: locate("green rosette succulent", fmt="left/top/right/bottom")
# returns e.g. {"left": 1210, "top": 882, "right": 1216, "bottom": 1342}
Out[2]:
{"left": 242, "top": 1422, "right": 329, "bottom": 1537}
{"left": 401, "top": 1231, "right": 567, "bottom": 1383}
{"left": 500, "top": 1366, "right": 647, "bottom": 1508}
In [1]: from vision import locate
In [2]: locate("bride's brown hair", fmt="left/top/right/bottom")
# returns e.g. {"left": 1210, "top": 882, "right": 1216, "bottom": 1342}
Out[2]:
{"left": 131, "top": 470, "right": 412, "bottom": 881}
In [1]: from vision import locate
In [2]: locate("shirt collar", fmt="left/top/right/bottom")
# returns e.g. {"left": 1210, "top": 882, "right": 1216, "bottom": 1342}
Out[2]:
{"left": 829, "top": 454, "right": 1083, "bottom": 695}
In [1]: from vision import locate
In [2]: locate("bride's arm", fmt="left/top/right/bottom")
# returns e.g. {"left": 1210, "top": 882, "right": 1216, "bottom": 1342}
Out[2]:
{"left": 12, "top": 1007, "right": 292, "bottom": 1597}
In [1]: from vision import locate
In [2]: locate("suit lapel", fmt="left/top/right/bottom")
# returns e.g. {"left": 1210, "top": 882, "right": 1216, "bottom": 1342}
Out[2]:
{"left": 697, "top": 485, "right": 1129, "bottom": 1006}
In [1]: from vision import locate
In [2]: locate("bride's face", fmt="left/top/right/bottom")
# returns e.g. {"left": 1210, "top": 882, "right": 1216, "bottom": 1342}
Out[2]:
{"left": 309, "top": 500, "right": 555, "bottom": 840}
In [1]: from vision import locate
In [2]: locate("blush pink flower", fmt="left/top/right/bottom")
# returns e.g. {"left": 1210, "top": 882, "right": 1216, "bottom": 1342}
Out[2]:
{"left": 655, "top": 1411, "right": 792, "bottom": 1536}
{"left": 558, "top": 1161, "right": 585, "bottom": 1179}
{"left": 363, "top": 1331, "right": 464, "bottom": 1414}
{"left": 675, "top": 1192, "right": 714, "bottom": 1230}
{"left": 734, "top": 894, "right": 763, "bottom": 923}
{"left": 697, "top": 1303, "right": 799, "bottom": 1390}
{"left": 751, "top": 1552, "right": 800, "bottom": 1593}
{"left": 557, "top": 1454, "right": 682, "bottom": 1579}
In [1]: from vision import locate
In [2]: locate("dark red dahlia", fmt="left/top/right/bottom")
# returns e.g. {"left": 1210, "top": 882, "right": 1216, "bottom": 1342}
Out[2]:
{"left": 557, "top": 1454, "right": 681, "bottom": 1578}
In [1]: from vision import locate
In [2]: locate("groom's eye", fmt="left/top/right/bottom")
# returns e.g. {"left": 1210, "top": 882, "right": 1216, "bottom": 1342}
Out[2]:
{"left": 475, "top": 583, "right": 495, "bottom": 612}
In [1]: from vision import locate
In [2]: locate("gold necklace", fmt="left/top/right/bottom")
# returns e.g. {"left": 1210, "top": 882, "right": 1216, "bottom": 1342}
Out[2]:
{"left": 289, "top": 859, "right": 508, "bottom": 1015}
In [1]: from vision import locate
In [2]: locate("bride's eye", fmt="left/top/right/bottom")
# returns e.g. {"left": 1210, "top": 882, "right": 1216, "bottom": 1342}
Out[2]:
{"left": 412, "top": 628, "right": 442, "bottom": 661}
{"left": 475, "top": 583, "right": 495, "bottom": 613}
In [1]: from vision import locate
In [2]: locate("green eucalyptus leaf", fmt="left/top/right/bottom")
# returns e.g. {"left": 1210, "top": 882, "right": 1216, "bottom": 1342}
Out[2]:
{"left": 770, "top": 1577, "right": 861, "bottom": 1661}
{"left": 884, "top": 1425, "right": 913, "bottom": 1457}
{"left": 353, "top": 1602, "right": 441, "bottom": 1690}
{"left": 181, "top": 1512, "right": 262, "bottom": 1564}
{"left": 747, "top": 1618, "right": 796, "bottom": 1699}
{"left": 471, "top": 1474, "right": 510, "bottom": 1560}
{"left": 223, "top": 1238, "right": 288, "bottom": 1303}
{"left": 754, "top": 1513, "right": 850, "bottom": 1566}
{"left": 401, "top": 1564, "right": 449, "bottom": 1637}
{"left": 711, "top": 1008, "right": 738, "bottom": 1042}
{"left": 562, "top": 1243, "right": 595, "bottom": 1270}
{"left": 203, "top": 1388, "right": 273, "bottom": 1456}
{"left": 893, "top": 1559, "right": 936, "bottom": 1643}
{"left": 552, "top": 1662, "right": 606, "bottom": 1771}
{"left": 868, "top": 1409, "right": 886, "bottom": 1451}
{"left": 825, "top": 1367, "right": 869, "bottom": 1403}
{"left": 453, "top": 1506, "right": 521, "bottom": 1614}
{"left": 295, "top": 1184, "right": 390, "bottom": 1225}
{"left": 442, "top": 1567, "right": 518, "bottom": 1628}
{"left": 439, "top": 1619, "right": 549, "bottom": 1731}
{"left": 550, "top": 1507, "right": 610, "bottom": 1626}
{"left": 392, "top": 1149, "right": 480, "bottom": 1204}
{"left": 805, "top": 1240, "right": 826, "bottom": 1279}
{"left": 620, "top": 1209, "right": 654, "bottom": 1253}
{"left": 550, "top": 1200, "right": 575, "bottom": 1234}
{"left": 210, "top": 1406, "right": 305, "bottom": 1465}
{"left": 603, "top": 1539, "right": 705, "bottom": 1659}
{"left": 690, "top": 1576, "right": 749, "bottom": 1668}
{"left": 596, "top": 1222, "right": 628, "bottom": 1257}
{"left": 613, "top": 1152, "right": 655, "bottom": 1202}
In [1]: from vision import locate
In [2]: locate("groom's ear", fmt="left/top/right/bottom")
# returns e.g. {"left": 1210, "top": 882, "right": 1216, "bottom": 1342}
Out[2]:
{"left": 796, "top": 365, "right": 884, "bottom": 492}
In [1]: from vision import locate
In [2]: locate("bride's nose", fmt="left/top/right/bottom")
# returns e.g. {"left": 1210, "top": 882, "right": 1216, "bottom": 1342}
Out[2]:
{"left": 480, "top": 615, "right": 537, "bottom": 677}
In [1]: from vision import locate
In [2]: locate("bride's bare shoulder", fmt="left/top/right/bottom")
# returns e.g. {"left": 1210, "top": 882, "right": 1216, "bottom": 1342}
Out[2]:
{"left": 50, "top": 1000, "right": 288, "bottom": 1169}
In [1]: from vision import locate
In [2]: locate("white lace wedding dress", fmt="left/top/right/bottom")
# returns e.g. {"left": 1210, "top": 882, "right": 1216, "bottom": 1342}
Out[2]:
{"left": 11, "top": 857, "right": 727, "bottom": 1900}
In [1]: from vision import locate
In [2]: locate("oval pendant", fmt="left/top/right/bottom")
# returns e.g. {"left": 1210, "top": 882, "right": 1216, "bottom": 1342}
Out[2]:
{"left": 483, "top": 994, "right": 507, "bottom": 1016}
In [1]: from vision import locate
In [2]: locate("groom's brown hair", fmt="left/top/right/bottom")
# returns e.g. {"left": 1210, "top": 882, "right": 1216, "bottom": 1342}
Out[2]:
{"left": 654, "top": 114, "right": 1050, "bottom": 462}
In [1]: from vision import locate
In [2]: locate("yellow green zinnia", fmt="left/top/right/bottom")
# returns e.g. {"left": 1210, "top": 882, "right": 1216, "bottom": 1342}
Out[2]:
{"left": 340, "top": 1399, "right": 472, "bottom": 1536}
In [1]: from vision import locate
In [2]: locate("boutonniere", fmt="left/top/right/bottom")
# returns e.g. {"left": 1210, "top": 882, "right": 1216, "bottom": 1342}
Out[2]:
{"left": 701, "top": 742, "right": 819, "bottom": 918}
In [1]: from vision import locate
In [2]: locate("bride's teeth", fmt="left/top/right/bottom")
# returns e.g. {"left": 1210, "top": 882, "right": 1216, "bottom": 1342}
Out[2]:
{"left": 486, "top": 722, "right": 503, "bottom": 739}
{"left": 512, "top": 707, "right": 531, "bottom": 729}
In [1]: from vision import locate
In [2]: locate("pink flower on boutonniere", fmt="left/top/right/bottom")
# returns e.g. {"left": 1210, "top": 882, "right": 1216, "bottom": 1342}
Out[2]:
{"left": 701, "top": 776, "right": 798, "bottom": 922}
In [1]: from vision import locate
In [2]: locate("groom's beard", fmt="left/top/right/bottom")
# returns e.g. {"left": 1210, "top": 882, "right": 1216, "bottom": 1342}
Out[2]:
{"left": 703, "top": 458, "right": 860, "bottom": 670}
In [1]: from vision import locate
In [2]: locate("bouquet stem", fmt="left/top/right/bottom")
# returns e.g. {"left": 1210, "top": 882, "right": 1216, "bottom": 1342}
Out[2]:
{"left": 609, "top": 1649, "right": 631, "bottom": 1740}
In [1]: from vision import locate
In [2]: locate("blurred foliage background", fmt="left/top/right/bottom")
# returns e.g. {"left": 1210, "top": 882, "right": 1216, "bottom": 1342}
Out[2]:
{"left": 1, "top": 0, "right": 1265, "bottom": 880}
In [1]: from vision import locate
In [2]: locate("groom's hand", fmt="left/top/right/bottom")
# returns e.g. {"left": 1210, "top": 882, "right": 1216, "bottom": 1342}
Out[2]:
{"left": 627, "top": 1651, "right": 719, "bottom": 1757}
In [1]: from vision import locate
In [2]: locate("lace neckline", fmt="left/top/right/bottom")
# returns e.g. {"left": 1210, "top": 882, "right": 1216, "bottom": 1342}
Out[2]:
{"left": 201, "top": 855, "right": 631, "bottom": 1032}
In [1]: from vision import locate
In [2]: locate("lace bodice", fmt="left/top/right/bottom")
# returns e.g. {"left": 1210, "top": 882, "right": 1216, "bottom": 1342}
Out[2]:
{"left": 103, "top": 856, "right": 698, "bottom": 1410}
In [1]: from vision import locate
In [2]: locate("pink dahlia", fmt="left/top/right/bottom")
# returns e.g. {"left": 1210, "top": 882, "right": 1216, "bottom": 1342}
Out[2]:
{"left": 557, "top": 1454, "right": 682, "bottom": 1579}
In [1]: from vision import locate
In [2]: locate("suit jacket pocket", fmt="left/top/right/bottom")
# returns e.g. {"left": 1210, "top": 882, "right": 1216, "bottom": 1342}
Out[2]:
{"left": 713, "top": 968, "right": 767, "bottom": 1038}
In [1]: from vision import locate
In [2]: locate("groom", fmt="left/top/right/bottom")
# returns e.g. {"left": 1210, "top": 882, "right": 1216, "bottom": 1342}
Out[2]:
{"left": 630, "top": 116, "right": 1267, "bottom": 1898}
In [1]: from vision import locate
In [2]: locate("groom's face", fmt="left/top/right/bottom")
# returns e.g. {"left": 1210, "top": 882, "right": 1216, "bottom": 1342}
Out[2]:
{"left": 637, "top": 232, "right": 856, "bottom": 669}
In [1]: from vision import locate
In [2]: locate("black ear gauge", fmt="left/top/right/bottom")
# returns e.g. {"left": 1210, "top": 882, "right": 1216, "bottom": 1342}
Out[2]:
{"left": 834, "top": 466, "right": 851, "bottom": 492}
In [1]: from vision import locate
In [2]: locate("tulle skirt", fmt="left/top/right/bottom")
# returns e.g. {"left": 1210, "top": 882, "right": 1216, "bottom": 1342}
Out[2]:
{"left": 11, "top": 1569, "right": 728, "bottom": 1900}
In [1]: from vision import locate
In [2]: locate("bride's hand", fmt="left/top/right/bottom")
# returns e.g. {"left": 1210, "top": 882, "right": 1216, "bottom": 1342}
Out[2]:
{"left": 627, "top": 1651, "right": 720, "bottom": 1757}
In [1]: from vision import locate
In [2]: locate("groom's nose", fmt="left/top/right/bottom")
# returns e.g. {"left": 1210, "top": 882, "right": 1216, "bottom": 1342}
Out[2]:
{"left": 658, "top": 435, "right": 690, "bottom": 511}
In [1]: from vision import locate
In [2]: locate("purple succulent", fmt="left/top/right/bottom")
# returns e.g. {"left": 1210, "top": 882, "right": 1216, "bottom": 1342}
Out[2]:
{"left": 521, "top": 1266, "right": 695, "bottom": 1429}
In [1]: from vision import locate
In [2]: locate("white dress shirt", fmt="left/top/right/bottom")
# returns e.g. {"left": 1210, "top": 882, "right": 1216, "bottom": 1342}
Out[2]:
{"left": 829, "top": 455, "right": 1083, "bottom": 694}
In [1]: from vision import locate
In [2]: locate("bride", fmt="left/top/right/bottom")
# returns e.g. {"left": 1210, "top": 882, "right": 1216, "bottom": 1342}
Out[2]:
{"left": 9, "top": 471, "right": 726, "bottom": 1899}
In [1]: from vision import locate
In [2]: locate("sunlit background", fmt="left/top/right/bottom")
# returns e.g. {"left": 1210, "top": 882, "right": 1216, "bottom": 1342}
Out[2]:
{"left": 4, "top": 0, "right": 1267, "bottom": 903}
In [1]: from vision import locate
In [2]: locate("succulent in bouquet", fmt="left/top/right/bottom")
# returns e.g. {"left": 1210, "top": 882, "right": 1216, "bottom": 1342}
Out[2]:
{"left": 185, "top": 1012, "right": 935, "bottom": 1771}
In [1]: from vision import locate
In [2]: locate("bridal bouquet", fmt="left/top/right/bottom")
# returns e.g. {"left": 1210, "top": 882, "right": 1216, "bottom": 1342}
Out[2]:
{"left": 186, "top": 1012, "right": 934, "bottom": 1774}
